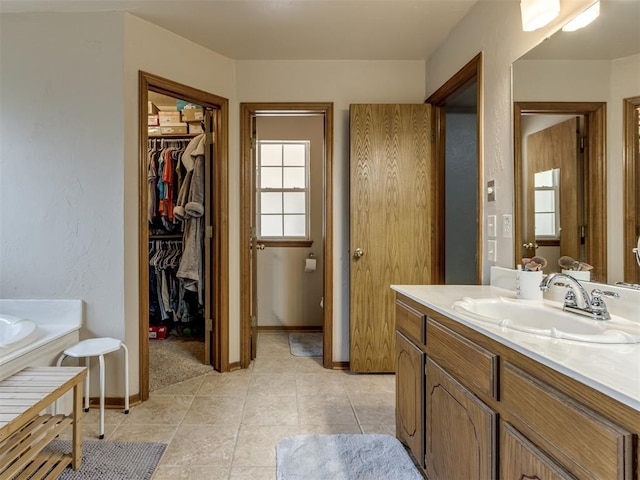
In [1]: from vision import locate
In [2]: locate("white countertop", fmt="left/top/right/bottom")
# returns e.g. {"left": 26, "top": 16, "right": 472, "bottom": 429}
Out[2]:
{"left": 392, "top": 284, "right": 640, "bottom": 412}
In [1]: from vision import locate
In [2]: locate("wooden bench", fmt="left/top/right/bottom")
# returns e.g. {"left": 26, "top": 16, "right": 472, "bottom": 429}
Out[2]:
{"left": 0, "top": 366, "right": 86, "bottom": 480}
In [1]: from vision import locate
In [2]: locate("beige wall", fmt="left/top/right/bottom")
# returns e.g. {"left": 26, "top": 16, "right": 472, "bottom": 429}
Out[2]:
{"left": 255, "top": 116, "right": 325, "bottom": 328}
{"left": 425, "top": 0, "right": 593, "bottom": 282}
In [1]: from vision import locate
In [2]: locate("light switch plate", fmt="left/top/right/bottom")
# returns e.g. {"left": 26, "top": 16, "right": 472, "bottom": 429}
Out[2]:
{"left": 487, "top": 215, "right": 497, "bottom": 238}
{"left": 488, "top": 240, "right": 497, "bottom": 263}
{"left": 503, "top": 214, "right": 513, "bottom": 238}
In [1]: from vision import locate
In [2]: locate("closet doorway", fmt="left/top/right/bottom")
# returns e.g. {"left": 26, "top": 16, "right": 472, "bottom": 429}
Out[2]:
{"left": 240, "top": 103, "right": 334, "bottom": 369}
{"left": 138, "top": 72, "right": 229, "bottom": 401}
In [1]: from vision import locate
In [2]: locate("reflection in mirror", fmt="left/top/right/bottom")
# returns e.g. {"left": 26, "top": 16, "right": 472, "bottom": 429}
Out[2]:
{"left": 513, "top": 0, "right": 640, "bottom": 284}
{"left": 623, "top": 96, "right": 640, "bottom": 285}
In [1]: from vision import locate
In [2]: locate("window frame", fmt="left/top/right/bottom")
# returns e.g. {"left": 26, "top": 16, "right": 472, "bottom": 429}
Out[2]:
{"left": 256, "top": 140, "right": 312, "bottom": 245}
{"left": 533, "top": 168, "right": 561, "bottom": 240}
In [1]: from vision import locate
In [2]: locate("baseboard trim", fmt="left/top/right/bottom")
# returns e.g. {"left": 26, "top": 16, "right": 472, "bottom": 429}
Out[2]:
{"left": 332, "top": 362, "right": 350, "bottom": 370}
{"left": 258, "top": 326, "right": 322, "bottom": 332}
{"left": 228, "top": 361, "right": 242, "bottom": 371}
{"left": 88, "top": 394, "right": 141, "bottom": 409}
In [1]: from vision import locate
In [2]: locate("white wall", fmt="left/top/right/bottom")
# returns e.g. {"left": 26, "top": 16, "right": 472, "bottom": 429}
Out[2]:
{"left": 0, "top": 13, "right": 126, "bottom": 391}
{"left": 256, "top": 115, "right": 325, "bottom": 328}
{"left": 237, "top": 60, "right": 426, "bottom": 361}
{"left": 426, "top": 0, "right": 593, "bottom": 282}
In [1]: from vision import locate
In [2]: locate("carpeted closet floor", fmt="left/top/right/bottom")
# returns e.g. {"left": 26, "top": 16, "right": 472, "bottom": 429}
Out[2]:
{"left": 149, "top": 336, "right": 213, "bottom": 392}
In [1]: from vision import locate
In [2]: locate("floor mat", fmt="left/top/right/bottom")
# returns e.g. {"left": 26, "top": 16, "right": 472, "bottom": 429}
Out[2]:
{"left": 276, "top": 434, "right": 422, "bottom": 480}
{"left": 288, "top": 332, "right": 322, "bottom": 357}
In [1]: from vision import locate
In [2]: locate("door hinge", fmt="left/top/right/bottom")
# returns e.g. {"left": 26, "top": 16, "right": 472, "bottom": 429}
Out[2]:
{"left": 206, "top": 225, "right": 214, "bottom": 238}
{"left": 250, "top": 315, "right": 257, "bottom": 328}
{"left": 250, "top": 225, "right": 256, "bottom": 238}
{"left": 206, "top": 132, "right": 214, "bottom": 145}
{"left": 579, "top": 225, "right": 586, "bottom": 241}
{"left": 431, "top": 129, "right": 435, "bottom": 142}
{"left": 579, "top": 136, "right": 585, "bottom": 152}
{"left": 250, "top": 137, "right": 257, "bottom": 149}
{"left": 206, "top": 318, "right": 213, "bottom": 332}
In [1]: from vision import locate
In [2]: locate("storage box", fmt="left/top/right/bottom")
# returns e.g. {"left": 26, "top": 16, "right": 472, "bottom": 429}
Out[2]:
{"left": 148, "top": 101, "right": 158, "bottom": 114}
{"left": 188, "top": 122, "right": 205, "bottom": 134}
{"left": 156, "top": 104, "right": 178, "bottom": 111}
{"left": 148, "top": 114, "right": 159, "bottom": 126}
{"left": 160, "top": 124, "right": 188, "bottom": 135}
{"left": 182, "top": 107, "right": 204, "bottom": 122}
{"left": 149, "top": 325, "right": 167, "bottom": 339}
{"left": 159, "top": 112, "right": 182, "bottom": 125}
{"left": 148, "top": 126, "right": 162, "bottom": 136}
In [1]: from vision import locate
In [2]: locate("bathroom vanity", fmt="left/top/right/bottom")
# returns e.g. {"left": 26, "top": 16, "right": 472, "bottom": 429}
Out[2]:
{"left": 393, "top": 284, "right": 640, "bottom": 480}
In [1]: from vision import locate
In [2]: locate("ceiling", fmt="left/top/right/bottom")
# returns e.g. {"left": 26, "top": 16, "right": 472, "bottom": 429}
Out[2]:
{"left": 0, "top": 0, "right": 480, "bottom": 60}
{"left": 521, "top": 0, "right": 640, "bottom": 61}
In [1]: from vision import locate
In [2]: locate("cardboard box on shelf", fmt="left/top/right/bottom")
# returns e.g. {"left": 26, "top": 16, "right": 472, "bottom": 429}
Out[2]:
{"left": 156, "top": 104, "right": 178, "bottom": 111}
{"left": 188, "top": 122, "right": 205, "bottom": 134}
{"left": 148, "top": 126, "right": 162, "bottom": 136}
{"left": 149, "top": 325, "right": 167, "bottom": 340}
{"left": 148, "top": 114, "right": 159, "bottom": 126}
{"left": 159, "top": 112, "right": 182, "bottom": 125}
{"left": 148, "top": 101, "right": 158, "bottom": 114}
{"left": 160, "top": 124, "right": 188, "bottom": 135}
{"left": 182, "top": 107, "right": 204, "bottom": 122}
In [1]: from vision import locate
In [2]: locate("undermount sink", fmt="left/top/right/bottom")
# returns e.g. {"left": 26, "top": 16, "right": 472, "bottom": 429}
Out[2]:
{"left": 452, "top": 297, "right": 640, "bottom": 344}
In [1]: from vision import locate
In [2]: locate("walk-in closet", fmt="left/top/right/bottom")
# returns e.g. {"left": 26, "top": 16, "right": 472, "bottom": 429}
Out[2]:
{"left": 139, "top": 72, "right": 230, "bottom": 400}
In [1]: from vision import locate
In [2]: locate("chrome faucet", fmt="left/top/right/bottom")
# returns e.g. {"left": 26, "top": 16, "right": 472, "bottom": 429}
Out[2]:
{"left": 539, "top": 272, "right": 619, "bottom": 321}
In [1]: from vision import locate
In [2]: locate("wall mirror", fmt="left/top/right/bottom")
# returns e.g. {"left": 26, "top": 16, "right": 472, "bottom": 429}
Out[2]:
{"left": 512, "top": 0, "right": 640, "bottom": 284}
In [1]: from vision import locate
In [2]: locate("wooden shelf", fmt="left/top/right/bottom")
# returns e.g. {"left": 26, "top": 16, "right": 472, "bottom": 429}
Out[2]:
{"left": 148, "top": 133, "right": 200, "bottom": 138}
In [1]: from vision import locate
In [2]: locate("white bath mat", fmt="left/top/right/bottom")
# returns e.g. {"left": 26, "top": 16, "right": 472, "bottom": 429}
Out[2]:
{"left": 276, "top": 434, "right": 423, "bottom": 480}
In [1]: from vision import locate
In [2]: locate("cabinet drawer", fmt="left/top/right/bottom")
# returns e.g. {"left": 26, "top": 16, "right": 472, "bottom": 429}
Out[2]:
{"left": 426, "top": 318, "right": 497, "bottom": 399}
{"left": 502, "top": 363, "right": 633, "bottom": 479}
{"left": 396, "top": 300, "right": 426, "bottom": 345}
{"left": 500, "top": 421, "right": 575, "bottom": 480}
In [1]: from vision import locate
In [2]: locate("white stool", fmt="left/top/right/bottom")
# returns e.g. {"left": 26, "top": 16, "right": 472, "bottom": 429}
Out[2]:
{"left": 56, "top": 337, "right": 129, "bottom": 439}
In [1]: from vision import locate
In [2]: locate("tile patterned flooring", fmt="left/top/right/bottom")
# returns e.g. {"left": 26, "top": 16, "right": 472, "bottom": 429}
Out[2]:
{"left": 65, "top": 332, "right": 396, "bottom": 479}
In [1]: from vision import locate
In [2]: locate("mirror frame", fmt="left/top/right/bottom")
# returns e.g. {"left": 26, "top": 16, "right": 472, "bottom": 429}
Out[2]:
{"left": 623, "top": 96, "right": 640, "bottom": 284}
{"left": 514, "top": 101, "right": 607, "bottom": 283}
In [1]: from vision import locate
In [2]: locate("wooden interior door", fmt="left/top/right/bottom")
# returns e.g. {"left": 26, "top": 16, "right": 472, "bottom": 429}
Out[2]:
{"left": 249, "top": 115, "right": 259, "bottom": 359}
{"left": 524, "top": 117, "right": 579, "bottom": 261}
{"left": 349, "top": 104, "right": 434, "bottom": 373}
{"left": 203, "top": 109, "right": 215, "bottom": 365}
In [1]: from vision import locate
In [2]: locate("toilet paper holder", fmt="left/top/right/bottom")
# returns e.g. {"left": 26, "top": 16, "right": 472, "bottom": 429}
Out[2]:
{"left": 307, "top": 253, "right": 315, "bottom": 259}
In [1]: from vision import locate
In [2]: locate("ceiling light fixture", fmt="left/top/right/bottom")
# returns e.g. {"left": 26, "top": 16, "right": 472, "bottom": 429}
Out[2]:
{"left": 520, "top": 0, "right": 561, "bottom": 32}
{"left": 562, "top": 1, "right": 600, "bottom": 32}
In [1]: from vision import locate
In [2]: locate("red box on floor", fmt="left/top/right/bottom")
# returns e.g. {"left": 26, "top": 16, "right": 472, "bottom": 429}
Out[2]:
{"left": 149, "top": 325, "right": 167, "bottom": 340}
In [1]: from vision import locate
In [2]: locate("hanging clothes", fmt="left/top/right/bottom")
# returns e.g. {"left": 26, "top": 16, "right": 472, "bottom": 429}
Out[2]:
{"left": 175, "top": 134, "right": 206, "bottom": 304}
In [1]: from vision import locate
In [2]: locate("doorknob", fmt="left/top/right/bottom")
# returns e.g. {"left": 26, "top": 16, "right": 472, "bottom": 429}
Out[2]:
{"left": 353, "top": 248, "right": 364, "bottom": 259}
{"left": 257, "top": 243, "right": 265, "bottom": 250}
{"left": 522, "top": 242, "right": 538, "bottom": 249}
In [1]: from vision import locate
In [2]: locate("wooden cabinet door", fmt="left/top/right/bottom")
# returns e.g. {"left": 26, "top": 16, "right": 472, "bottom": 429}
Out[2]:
{"left": 426, "top": 357, "right": 496, "bottom": 480}
{"left": 349, "top": 104, "right": 434, "bottom": 372}
{"left": 395, "top": 331, "right": 425, "bottom": 467}
{"left": 501, "top": 421, "right": 576, "bottom": 480}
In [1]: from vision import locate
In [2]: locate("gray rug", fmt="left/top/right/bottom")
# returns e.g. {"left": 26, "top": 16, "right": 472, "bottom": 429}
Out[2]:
{"left": 288, "top": 332, "right": 322, "bottom": 357}
{"left": 276, "top": 434, "right": 423, "bottom": 480}
{"left": 38, "top": 440, "right": 165, "bottom": 479}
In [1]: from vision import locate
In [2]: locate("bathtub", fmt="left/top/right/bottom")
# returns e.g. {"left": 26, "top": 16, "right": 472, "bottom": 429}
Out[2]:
{"left": 0, "top": 299, "right": 82, "bottom": 379}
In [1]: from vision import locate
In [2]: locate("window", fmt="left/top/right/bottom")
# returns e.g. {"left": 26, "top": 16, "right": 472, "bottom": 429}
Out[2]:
{"left": 257, "top": 141, "right": 310, "bottom": 240}
{"left": 533, "top": 168, "right": 560, "bottom": 238}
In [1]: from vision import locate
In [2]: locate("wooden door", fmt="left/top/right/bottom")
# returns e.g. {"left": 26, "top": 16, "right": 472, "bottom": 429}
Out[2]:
{"left": 249, "top": 115, "right": 259, "bottom": 359}
{"left": 426, "top": 358, "right": 496, "bottom": 480}
{"left": 203, "top": 109, "right": 214, "bottom": 365}
{"left": 349, "top": 104, "right": 433, "bottom": 372}
{"left": 395, "top": 331, "right": 425, "bottom": 467}
{"left": 524, "top": 118, "right": 579, "bottom": 261}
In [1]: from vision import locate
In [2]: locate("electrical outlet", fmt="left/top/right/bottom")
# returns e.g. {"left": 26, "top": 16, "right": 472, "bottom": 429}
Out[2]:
{"left": 487, "top": 215, "right": 497, "bottom": 238}
{"left": 488, "top": 240, "right": 497, "bottom": 263}
{"left": 503, "top": 214, "right": 513, "bottom": 238}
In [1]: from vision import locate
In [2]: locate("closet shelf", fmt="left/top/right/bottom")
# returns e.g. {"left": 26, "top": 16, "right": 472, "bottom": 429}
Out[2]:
{"left": 149, "top": 133, "right": 200, "bottom": 138}
{"left": 149, "top": 234, "right": 183, "bottom": 240}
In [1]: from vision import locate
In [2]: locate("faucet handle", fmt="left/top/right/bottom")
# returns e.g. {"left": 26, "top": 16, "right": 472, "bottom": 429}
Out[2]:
{"left": 590, "top": 289, "right": 619, "bottom": 319}
{"left": 563, "top": 286, "right": 578, "bottom": 307}
{"left": 591, "top": 289, "right": 620, "bottom": 299}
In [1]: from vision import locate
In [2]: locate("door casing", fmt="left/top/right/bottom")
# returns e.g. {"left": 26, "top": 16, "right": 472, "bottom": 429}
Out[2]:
{"left": 138, "top": 71, "right": 230, "bottom": 401}
{"left": 239, "top": 102, "right": 334, "bottom": 369}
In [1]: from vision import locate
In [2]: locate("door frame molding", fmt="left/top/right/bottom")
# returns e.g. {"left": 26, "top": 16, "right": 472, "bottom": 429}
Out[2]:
{"left": 239, "top": 102, "right": 334, "bottom": 369}
{"left": 513, "top": 101, "right": 607, "bottom": 282}
{"left": 426, "top": 52, "right": 484, "bottom": 284}
{"left": 138, "top": 71, "right": 230, "bottom": 401}
{"left": 623, "top": 96, "right": 640, "bottom": 284}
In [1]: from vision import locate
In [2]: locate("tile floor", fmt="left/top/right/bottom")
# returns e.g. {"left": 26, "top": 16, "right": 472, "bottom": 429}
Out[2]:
{"left": 64, "top": 332, "right": 396, "bottom": 479}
